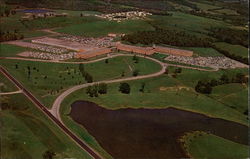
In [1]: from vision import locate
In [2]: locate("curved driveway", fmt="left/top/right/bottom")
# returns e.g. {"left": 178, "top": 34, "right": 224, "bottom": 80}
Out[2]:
{"left": 50, "top": 54, "right": 167, "bottom": 122}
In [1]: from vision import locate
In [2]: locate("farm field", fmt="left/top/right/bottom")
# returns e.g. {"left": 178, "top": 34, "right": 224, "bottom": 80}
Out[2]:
{"left": 0, "top": 55, "right": 161, "bottom": 107}
{"left": 0, "top": 94, "right": 92, "bottom": 159}
{"left": 181, "top": 131, "right": 249, "bottom": 159}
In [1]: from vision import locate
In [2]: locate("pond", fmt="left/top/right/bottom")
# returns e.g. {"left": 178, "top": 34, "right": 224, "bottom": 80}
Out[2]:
{"left": 69, "top": 101, "right": 248, "bottom": 159}
{"left": 18, "top": 9, "right": 54, "bottom": 13}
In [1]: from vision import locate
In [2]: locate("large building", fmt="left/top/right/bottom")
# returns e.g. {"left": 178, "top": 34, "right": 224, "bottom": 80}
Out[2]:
{"left": 116, "top": 43, "right": 193, "bottom": 56}
{"left": 116, "top": 43, "right": 155, "bottom": 55}
{"left": 75, "top": 48, "right": 112, "bottom": 59}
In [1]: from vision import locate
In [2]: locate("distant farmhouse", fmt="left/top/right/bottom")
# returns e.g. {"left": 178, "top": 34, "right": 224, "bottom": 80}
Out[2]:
{"left": 19, "top": 9, "right": 68, "bottom": 20}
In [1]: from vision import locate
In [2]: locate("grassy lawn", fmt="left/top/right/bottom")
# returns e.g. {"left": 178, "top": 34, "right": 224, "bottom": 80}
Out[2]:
{"left": 214, "top": 42, "right": 248, "bottom": 58}
{"left": 0, "top": 55, "right": 161, "bottom": 108}
{"left": 0, "top": 43, "right": 27, "bottom": 57}
{"left": 0, "top": 94, "right": 92, "bottom": 159}
{"left": 150, "top": 12, "right": 230, "bottom": 35}
{"left": 55, "top": 19, "right": 154, "bottom": 37}
{"left": 60, "top": 68, "right": 248, "bottom": 159}
{"left": 210, "top": 83, "right": 248, "bottom": 114}
{"left": 150, "top": 53, "right": 169, "bottom": 62}
{"left": 184, "top": 47, "right": 223, "bottom": 57}
{"left": 181, "top": 131, "right": 249, "bottom": 159}
{"left": 0, "top": 72, "right": 18, "bottom": 92}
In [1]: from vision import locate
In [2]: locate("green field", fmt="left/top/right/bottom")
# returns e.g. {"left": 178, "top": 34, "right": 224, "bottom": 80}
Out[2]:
{"left": 0, "top": 43, "right": 27, "bottom": 57}
{"left": 0, "top": 94, "right": 92, "bottom": 159}
{"left": 0, "top": 72, "right": 18, "bottom": 92}
{"left": 150, "top": 12, "right": 230, "bottom": 35}
{"left": 55, "top": 19, "right": 154, "bottom": 37}
{"left": 0, "top": 55, "right": 161, "bottom": 107}
{"left": 59, "top": 67, "right": 248, "bottom": 159}
{"left": 214, "top": 42, "right": 248, "bottom": 58}
{"left": 181, "top": 131, "right": 249, "bottom": 159}
{"left": 211, "top": 83, "right": 248, "bottom": 114}
{"left": 184, "top": 47, "right": 223, "bottom": 57}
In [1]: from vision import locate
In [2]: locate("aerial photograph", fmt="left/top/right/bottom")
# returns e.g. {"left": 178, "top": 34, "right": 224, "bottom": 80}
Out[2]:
{"left": 0, "top": 0, "right": 249, "bottom": 159}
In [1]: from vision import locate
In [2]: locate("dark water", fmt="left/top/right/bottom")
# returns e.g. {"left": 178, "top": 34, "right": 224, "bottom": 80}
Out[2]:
{"left": 18, "top": 9, "right": 54, "bottom": 13}
{"left": 69, "top": 101, "right": 248, "bottom": 159}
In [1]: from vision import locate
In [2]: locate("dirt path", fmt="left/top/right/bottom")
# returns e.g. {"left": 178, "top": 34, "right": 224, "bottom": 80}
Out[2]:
{"left": 0, "top": 90, "right": 23, "bottom": 95}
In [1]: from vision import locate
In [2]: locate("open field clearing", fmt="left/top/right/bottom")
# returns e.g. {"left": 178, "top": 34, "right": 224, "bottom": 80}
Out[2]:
{"left": 150, "top": 12, "right": 230, "bottom": 34}
{"left": 0, "top": 43, "right": 27, "bottom": 57}
{"left": 181, "top": 131, "right": 249, "bottom": 159}
{"left": 0, "top": 72, "right": 18, "bottom": 92}
{"left": 0, "top": 94, "right": 92, "bottom": 159}
{"left": 0, "top": 55, "right": 161, "bottom": 107}
{"left": 184, "top": 47, "right": 223, "bottom": 57}
{"left": 55, "top": 19, "right": 154, "bottom": 37}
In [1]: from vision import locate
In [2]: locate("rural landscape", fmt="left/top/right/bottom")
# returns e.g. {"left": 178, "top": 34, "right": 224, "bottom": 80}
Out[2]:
{"left": 0, "top": 0, "right": 249, "bottom": 159}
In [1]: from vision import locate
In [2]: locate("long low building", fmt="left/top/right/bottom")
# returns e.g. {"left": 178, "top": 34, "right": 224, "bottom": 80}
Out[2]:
{"left": 115, "top": 43, "right": 193, "bottom": 56}
{"left": 154, "top": 46, "right": 193, "bottom": 57}
{"left": 116, "top": 43, "right": 155, "bottom": 55}
{"left": 75, "top": 48, "right": 112, "bottom": 59}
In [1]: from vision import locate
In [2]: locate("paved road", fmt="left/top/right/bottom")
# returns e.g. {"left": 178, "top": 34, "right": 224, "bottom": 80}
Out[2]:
{"left": 0, "top": 53, "right": 218, "bottom": 159}
{"left": 50, "top": 55, "right": 167, "bottom": 122}
{"left": 1, "top": 53, "right": 218, "bottom": 72}
{"left": 0, "top": 66, "right": 103, "bottom": 159}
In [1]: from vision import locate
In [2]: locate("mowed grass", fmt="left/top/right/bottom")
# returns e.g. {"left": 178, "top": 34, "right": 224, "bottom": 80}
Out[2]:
{"left": 150, "top": 12, "right": 230, "bottom": 34}
{"left": 0, "top": 72, "right": 18, "bottom": 92}
{"left": 60, "top": 69, "right": 248, "bottom": 159}
{"left": 55, "top": 19, "right": 154, "bottom": 37}
{"left": 0, "top": 55, "right": 161, "bottom": 108}
{"left": 0, "top": 43, "right": 27, "bottom": 57}
{"left": 181, "top": 131, "right": 249, "bottom": 159}
{"left": 61, "top": 67, "right": 248, "bottom": 127}
{"left": 211, "top": 83, "right": 248, "bottom": 114}
{"left": 184, "top": 47, "right": 223, "bottom": 57}
{"left": 0, "top": 94, "right": 92, "bottom": 159}
{"left": 214, "top": 42, "right": 248, "bottom": 58}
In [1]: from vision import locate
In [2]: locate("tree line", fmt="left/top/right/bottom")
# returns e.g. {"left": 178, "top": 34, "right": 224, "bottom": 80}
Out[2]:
{"left": 122, "top": 27, "right": 212, "bottom": 47}
{"left": 79, "top": 64, "right": 93, "bottom": 83}
{"left": 195, "top": 73, "right": 248, "bottom": 94}
{"left": 211, "top": 44, "right": 249, "bottom": 65}
{"left": 208, "top": 27, "right": 248, "bottom": 47}
{"left": 0, "top": 30, "right": 24, "bottom": 42}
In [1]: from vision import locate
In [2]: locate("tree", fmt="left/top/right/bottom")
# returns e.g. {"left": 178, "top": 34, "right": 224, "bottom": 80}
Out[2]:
{"left": 139, "top": 82, "right": 145, "bottom": 92}
{"left": 98, "top": 83, "right": 108, "bottom": 94}
{"left": 195, "top": 80, "right": 212, "bottom": 94}
{"left": 210, "top": 79, "right": 218, "bottom": 87}
{"left": 105, "top": 59, "right": 109, "bottom": 64}
{"left": 119, "top": 83, "right": 130, "bottom": 94}
{"left": 133, "top": 55, "right": 139, "bottom": 63}
{"left": 220, "top": 74, "right": 229, "bottom": 84}
{"left": 133, "top": 69, "right": 139, "bottom": 76}
{"left": 85, "top": 73, "right": 93, "bottom": 83}
{"left": 42, "top": 150, "right": 55, "bottom": 159}
{"left": 79, "top": 64, "right": 85, "bottom": 74}
{"left": 121, "top": 71, "right": 125, "bottom": 77}
{"left": 174, "top": 68, "right": 182, "bottom": 74}
{"left": 235, "top": 73, "right": 248, "bottom": 84}
{"left": 164, "top": 68, "right": 168, "bottom": 74}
